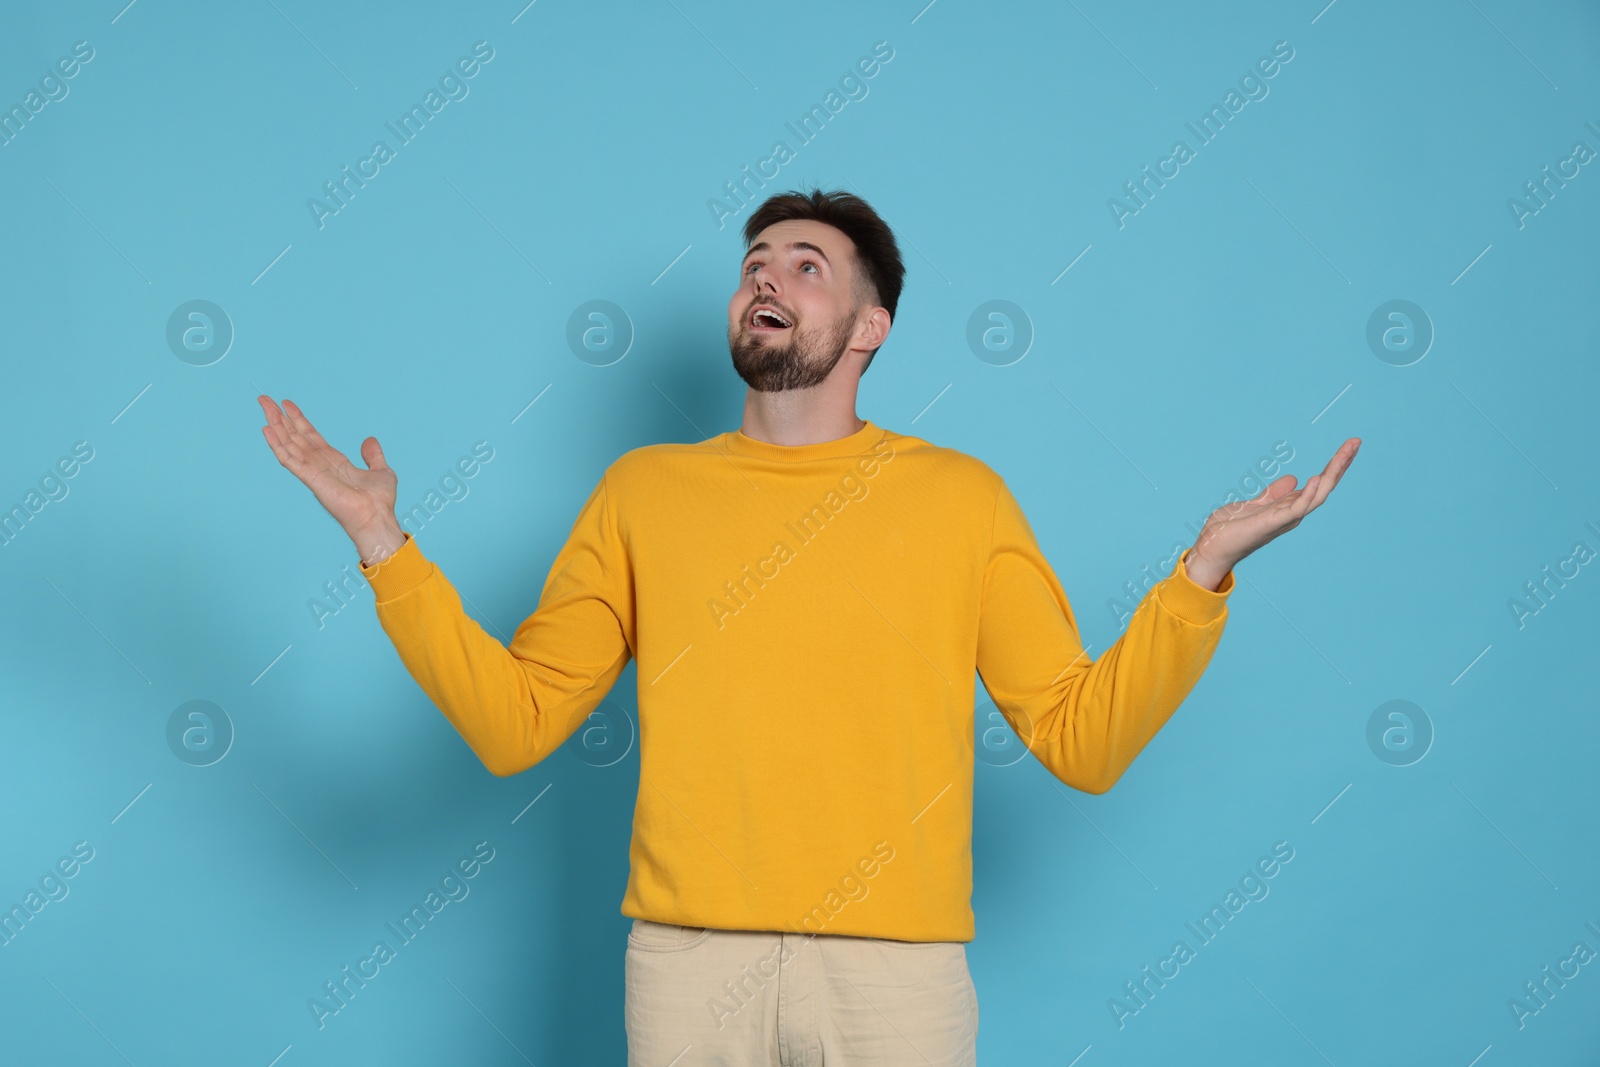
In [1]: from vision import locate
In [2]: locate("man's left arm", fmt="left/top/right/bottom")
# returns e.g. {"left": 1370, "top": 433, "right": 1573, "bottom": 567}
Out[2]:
{"left": 975, "top": 478, "right": 1234, "bottom": 794}
{"left": 974, "top": 437, "right": 1360, "bottom": 794}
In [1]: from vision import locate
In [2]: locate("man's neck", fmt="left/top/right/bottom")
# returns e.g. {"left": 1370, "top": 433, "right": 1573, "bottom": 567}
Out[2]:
{"left": 739, "top": 394, "right": 865, "bottom": 447}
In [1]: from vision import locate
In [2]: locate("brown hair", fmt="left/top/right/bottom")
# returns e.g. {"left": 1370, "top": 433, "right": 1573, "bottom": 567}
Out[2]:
{"left": 742, "top": 187, "right": 905, "bottom": 370}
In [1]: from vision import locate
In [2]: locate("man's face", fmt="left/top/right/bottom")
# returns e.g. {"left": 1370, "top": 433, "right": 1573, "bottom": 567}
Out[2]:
{"left": 727, "top": 219, "right": 873, "bottom": 393}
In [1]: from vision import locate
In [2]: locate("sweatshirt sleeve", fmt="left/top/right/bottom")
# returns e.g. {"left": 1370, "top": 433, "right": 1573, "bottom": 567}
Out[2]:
{"left": 357, "top": 470, "right": 635, "bottom": 778}
{"left": 974, "top": 476, "right": 1234, "bottom": 794}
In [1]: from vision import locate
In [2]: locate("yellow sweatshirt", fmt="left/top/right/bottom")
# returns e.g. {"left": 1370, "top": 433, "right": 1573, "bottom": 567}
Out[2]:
{"left": 357, "top": 420, "right": 1234, "bottom": 942}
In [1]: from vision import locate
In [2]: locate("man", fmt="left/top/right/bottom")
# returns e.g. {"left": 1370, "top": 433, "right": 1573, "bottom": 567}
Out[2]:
{"left": 258, "top": 187, "right": 1358, "bottom": 1064}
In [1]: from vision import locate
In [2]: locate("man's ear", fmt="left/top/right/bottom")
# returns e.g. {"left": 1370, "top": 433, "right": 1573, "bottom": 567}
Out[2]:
{"left": 857, "top": 306, "right": 891, "bottom": 350}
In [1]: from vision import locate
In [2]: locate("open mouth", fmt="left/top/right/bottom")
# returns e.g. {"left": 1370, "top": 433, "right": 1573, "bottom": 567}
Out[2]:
{"left": 749, "top": 306, "right": 793, "bottom": 331}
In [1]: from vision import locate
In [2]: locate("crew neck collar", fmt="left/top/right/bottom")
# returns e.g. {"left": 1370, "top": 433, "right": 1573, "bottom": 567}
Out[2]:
{"left": 721, "top": 419, "right": 885, "bottom": 462}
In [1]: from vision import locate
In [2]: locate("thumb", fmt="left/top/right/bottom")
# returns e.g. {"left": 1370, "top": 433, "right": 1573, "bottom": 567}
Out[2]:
{"left": 359, "top": 436, "right": 389, "bottom": 473}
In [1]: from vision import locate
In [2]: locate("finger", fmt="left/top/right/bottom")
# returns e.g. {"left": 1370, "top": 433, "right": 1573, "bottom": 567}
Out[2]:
{"left": 258, "top": 398, "right": 298, "bottom": 465}
{"left": 1319, "top": 438, "right": 1358, "bottom": 483}
{"left": 1269, "top": 476, "right": 1312, "bottom": 507}
{"left": 258, "top": 395, "right": 292, "bottom": 439}
{"left": 1267, "top": 477, "right": 1316, "bottom": 521}
{"left": 265, "top": 399, "right": 315, "bottom": 465}
{"left": 1295, "top": 475, "right": 1322, "bottom": 516}
{"left": 264, "top": 419, "right": 321, "bottom": 479}
{"left": 263, "top": 400, "right": 346, "bottom": 484}
{"left": 262, "top": 396, "right": 312, "bottom": 457}
{"left": 260, "top": 422, "right": 289, "bottom": 466}
{"left": 281, "top": 399, "right": 359, "bottom": 480}
{"left": 1308, "top": 468, "right": 1337, "bottom": 511}
{"left": 1234, "top": 474, "right": 1296, "bottom": 517}
{"left": 279, "top": 398, "right": 313, "bottom": 442}
{"left": 281, "top": 399, "right": 335, "bottom": 452}
{"left": 360, "top": 436, "right": 389, "bottom": 474}
{"left": 1309, "top": 441, "right": 1358, "bottom": 509}
{"left": 1290, "top": 441, "right": 1353, "bottom": 517}
{"left": 1264, "top": 472, "right": 1298, "bottom": 501}
{"left": 262, "top": 395, "right": 298, "bottom": 433}
{"left": 1337, "top": 436, "right": 1360, "bottom": 472}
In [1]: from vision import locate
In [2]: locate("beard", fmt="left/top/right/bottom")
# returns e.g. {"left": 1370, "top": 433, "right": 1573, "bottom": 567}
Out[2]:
{"left": 728, "top": 306, "right": 855, "bottom": 393}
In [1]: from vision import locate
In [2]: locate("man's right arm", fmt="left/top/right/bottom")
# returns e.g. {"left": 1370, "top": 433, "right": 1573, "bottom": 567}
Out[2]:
{"left": 358, "top": 473, "right": 635, "bottom": 777}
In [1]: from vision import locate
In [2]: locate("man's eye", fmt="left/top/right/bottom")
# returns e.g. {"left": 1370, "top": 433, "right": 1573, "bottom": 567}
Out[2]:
{"left": 744, "top": 259, "right": 817, "bottom": 274}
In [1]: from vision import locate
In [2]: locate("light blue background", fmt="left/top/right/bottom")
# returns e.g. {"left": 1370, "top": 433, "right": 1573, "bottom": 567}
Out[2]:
{"left": 2, "top": 0, "right": 1597, "bottom": 1063}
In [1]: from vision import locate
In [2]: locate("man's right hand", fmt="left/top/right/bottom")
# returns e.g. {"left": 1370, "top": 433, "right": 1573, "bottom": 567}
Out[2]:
{"left": 257, "top": 396, "right": 407, "bottom": 567}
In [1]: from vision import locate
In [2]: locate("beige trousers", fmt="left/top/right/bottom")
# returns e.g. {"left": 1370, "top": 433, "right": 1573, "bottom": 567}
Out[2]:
{"left": 624, "top": 919, "right": 978, "bottom": 1066}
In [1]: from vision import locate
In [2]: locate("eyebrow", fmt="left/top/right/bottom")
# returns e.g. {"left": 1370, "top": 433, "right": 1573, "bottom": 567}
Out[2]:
{"left": 742, "top": 240, "right": 831, "bottom": 266}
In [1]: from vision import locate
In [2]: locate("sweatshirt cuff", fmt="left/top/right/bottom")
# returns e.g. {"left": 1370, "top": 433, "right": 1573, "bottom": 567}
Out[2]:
{"left": 1155, "top": 547, "right": 1234, "bottom": 625}
{"left": 358, "top": 531, "right": 433, "bottom": 603}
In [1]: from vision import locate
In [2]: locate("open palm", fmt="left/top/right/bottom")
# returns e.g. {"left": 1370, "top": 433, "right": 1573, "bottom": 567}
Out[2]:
{"left": 1193, "top": 437, "right": 1361, "bottom": 575}
{"left": 257, "top": 396, "right": 397, "bottom": 539}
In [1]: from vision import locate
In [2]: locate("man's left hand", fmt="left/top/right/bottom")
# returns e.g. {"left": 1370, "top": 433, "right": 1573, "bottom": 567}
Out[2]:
{"left": 1184, "top": 437, "right": 1362, "bottom": 592}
